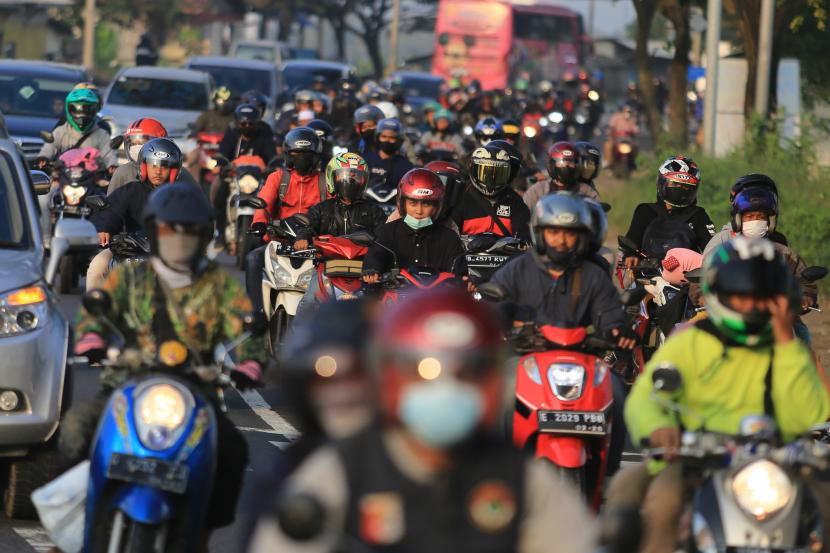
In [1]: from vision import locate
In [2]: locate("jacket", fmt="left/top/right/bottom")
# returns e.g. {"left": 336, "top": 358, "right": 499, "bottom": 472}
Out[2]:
{"left": 452, "top": 188, "right": 532, "bottom": 243}
{"left": 522, "top": 179, "right": 599, "bottom": 212}
{"left": 91, "top": 180, "right": 157, "bottom": 235}
{"left": 219, "top": 124, "right": 277, "bottom": 164}
{"left": 38, "top": 121, "right": 117, "bottom": 167}
{"left": 253, "top": 168, "right": 329, "bottom": 225}
{"left": 295, "top": 198, "right": 386, "bottom": 241}
{"left": 624, "top": 202, "right": 715, "bottom": 255}
{"left": 489, "top": 252, "right": 627, "bottom": 334}
{"left": 363, "top": 219, "right": 466, "bottom": 276}
{"left": 362, "top": 151, "right": 415, "bottom": 190}
{"left": 108, "top": 162, "right": 198, "bottom": 195}
{"left": 190, "top": 110, "right": 233, "bottom": 134}
{"left": 419, "top": 131, "right": 465, "bottom": 155}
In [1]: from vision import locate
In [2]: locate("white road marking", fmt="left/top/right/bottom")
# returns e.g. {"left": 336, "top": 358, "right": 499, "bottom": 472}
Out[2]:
{"left": 238, "top": 389, "right": 300, "bottom": 438}
{"left": 269, "top": 441, "right": 294, "bottom": 451}
{"left": 13, "top": 527, "right": 54, "bottom": 552}
{"left": 238, "top": 426, "right": 284, "bottom": 435}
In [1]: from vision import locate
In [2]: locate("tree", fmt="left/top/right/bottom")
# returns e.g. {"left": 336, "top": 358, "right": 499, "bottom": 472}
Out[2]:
{"left": 346, "top": 0, "right": 393, "bottom": 77}
{"left": 631, "top": 0, "right": 664, "bottom": 144}
{"left": 660, "top": 0, "right": 693, "bottom": 148}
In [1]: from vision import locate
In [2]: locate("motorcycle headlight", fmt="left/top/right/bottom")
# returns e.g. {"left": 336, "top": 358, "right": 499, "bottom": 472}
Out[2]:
{"left": 297, "top": 268, "right": 314, "bottom": 290}
{"left": 618, "top": 143, "right": 633, "bottom": 154}
{"left": 549, "top": 111, "right": 564, "bottom": 124}
{"left": 0, "top": 285, "right": 48, "bottom": 337}
{"left": 523, "top": 126, "right": 537, "bottom": 138}
{"left": 134, "top": 381, "right": 193, "bottom": 451}
{"left": 593, "top": 358, "right": 608, "bottom": 387}
{"left": 463, "top": 125, "right": 474, "bottom": 136}
{"left": 539, "top": 117, "right": 549, "bottom": 127}
{"left": 270, "top": 264, "right": 295, "bottom": 288}
{"left": 575, "top": 113, "right": 588, "bottom": 124}
{"left": 547, "top": 363, "right": 585, "bottom": 401}
{"left": 62, "top": 185, "right": 86, "bottom": 206}
{"left": 588, "top": 90, "right": 600, "bottom": 102}
{"left": 522, "top": 356, "right": 542, "bottom": 385}
{"left": 731, "top": 460, "right": 793, "bottom": 520}
{"left": 238, "top": 174, "right": 260, "bottom": 195}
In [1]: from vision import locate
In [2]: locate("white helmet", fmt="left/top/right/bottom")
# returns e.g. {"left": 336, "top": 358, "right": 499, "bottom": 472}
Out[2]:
{"left": 376, "top": 101, "right": 399, "bottom": 120}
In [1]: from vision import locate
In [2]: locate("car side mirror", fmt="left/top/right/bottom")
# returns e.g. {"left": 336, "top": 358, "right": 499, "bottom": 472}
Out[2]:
{"left": 802, "top": 266, "right": 828, "bottom": 282}
{"left": 45, "top": 218, "right": 100, "bottom": 286}
{"left": 84, "top": 195, "right": 109, "bottom": 211}
{"left": 477, "top": 282, "right": 507, "bottom": 302}
{"left": 240, "top": 197, "right": 267, "bottom": 210}
{"left": 109, "top": 135, "right": 124, "bottom": 150}
{"left": 39, "top": 130, "right": 55, "bottom": 144}
{"left": 30, "top": 170, "right": 51, "bottom": 196}
{"left": 652, "top": 363, "right": 682, "bottom": 393}
{"left": 620, "top": 286, "right": 647, "bottom": 306}
{"left": 81, "top": 289, "right": 113, "bottom": 318}
{"left": 344, "top": 229, "right": 375, "bottom": 246}
{"left": 276, "top": 493, "right": 326, "bottom": 541}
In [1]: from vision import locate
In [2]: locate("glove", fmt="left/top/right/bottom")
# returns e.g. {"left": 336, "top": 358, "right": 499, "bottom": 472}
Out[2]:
{"left": 75, "top": 332, "right": 107, "bottom": 364}
{"left": 231, "top": 360, "right": 263, "bottom": 391}
{"left": 249, "top": 222, "right": 268, "bottom": 238}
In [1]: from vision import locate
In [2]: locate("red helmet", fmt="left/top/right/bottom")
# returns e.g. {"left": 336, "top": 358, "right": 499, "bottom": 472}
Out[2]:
{"left": 372, "top": 287, "right": 505, "bottom": 424}
{"left": 397, "top": 168, "right": 446, "bottom": 213}
{"left": 124, "top": 118, "right": 168, "bottom": 163}
{"left": 547, "top": 141, "right": 581, "bottom": 189}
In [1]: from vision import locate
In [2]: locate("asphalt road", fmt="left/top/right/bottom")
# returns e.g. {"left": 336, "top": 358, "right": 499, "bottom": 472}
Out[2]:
{"left": 0, "top": 253, "right": 297, "bottom": 553}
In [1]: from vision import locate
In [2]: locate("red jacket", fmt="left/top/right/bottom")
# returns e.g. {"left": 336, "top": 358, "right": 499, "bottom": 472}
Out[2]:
{"left": 253, "top": 168, "right": 329, "bottom": 225}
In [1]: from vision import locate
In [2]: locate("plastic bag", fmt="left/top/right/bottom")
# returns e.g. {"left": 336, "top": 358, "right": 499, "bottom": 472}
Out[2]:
{"left": 31, "top": 460, "right": 89, "bottom": 553}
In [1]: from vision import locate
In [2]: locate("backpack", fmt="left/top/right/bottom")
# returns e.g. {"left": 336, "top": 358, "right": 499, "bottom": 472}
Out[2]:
{"left": 277, "top": 168, "right": 327, "bottom": 205}
{"left": 640, "top": 204, "right": 699, "bottom": 258}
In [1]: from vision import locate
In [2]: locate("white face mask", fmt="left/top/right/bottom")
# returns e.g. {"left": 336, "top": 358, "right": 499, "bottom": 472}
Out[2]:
{"left": 128, "top": 143, "right": 144, "bottom": 163}
{"left": 742, "top": 219, "right": 769, "bottom": 238}
{"left": 157, "top": 233, "right": 201, "bottom": 273}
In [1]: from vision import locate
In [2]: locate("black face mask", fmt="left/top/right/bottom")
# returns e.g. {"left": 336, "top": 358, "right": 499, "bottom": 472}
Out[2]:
{"left": 378, "top": 140, "right": 401, "bottom": 155}
{"left": 544, "top": 246, "right": 578, "bottom": 270}
{"left": 239, "top": 123, "right": 257, "bottom": 138}
{"left": 290, "top": 152, "right": 317, "bottom": 175}
{"left": 360, "top": 129, "right": 376, "bottom": 147}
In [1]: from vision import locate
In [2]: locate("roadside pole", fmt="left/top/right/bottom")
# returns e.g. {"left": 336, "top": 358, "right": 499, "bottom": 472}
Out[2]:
{"left": 702, "top": 0, "right": 721, "bottom": 156}
{"left": 386, "top": 0, "right": 401, "bottom": 76}
{"left": 82, "top": 0, "right": 95, "bottom": 71}
{"left": 754, "top": 0, "right": 774, "bottom": 116}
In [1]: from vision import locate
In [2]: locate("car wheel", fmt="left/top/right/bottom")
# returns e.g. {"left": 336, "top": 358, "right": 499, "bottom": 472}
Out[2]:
{"left": 3, "top": 444, "right": 61, "bottom": 519}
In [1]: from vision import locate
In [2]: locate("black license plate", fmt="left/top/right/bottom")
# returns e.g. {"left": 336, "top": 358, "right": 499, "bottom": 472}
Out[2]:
{"left": 106, "top": 453, "right": 189, "bottom": 494}
{"left": 537, "top": 411, "right": 608, "bottom": 436}
{"left": 465, "top": 254, "right": 509, "bottom": 269}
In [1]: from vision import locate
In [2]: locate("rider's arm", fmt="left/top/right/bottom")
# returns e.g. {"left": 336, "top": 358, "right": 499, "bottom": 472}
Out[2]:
{"left": 92, "top": 128, "right": 117, "bottom": 168}
{"left": 587, "top": 270, "right": 627, "bottom": 335}
{"left": 219, "top": 274, "right": 269, "bottom": 368}
{"left": 623, "top": 203, "right": 657, "bottom": 252}
{"left": 689, "top": 208, "right": 717, "bottom": 250}
{"left": 90, "top": 186, "right": 129, "bottom": 235}
{"left": 511, "top": 198, "right": 533, "bottom": 243}
{"left": 253, "top": 170, "right": 282, "bottom": 226}
{"left": 295, "top": 202, "right": 325, "bottom": 241}
{"left": 362, "top": 222, "right": 396, "bottom": 275}
{"left": 771, "top": 339, "right": 830, "bottom": 440}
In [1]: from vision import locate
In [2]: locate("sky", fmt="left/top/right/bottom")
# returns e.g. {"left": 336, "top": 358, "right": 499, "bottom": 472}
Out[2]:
{"left": 563, "top": 0, "right": 636, "bottom": 38}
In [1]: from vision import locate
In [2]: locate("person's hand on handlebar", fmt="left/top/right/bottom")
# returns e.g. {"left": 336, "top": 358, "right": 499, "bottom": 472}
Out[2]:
{"left": 362, "top": 271, "right": 381, "bottom": 284}
{"left": 293, "top": 239, "right": 309, "bottom": 250}
{"left": 624, "top": 256, "right": 639, "bottom": 270}
{"left": 98, "top": 232, "right": 110, "bottom": 247}
{"left": 611, "top": 326, "right": 637, "bottom": 350}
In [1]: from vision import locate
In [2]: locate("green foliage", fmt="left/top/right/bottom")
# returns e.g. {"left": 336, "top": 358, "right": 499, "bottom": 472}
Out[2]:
{"left": 93, "top": 23, "right": 119, "bottom": 80}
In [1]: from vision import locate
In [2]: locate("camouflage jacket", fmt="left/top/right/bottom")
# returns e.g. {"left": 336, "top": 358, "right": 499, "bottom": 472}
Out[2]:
{"left": 75, "top": 260, "right": 267, "bottom": 389}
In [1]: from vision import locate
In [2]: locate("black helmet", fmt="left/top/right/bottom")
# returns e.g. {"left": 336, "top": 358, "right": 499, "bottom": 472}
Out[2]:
{"left": 235, "top": 103, "right": 261, "bottom": 136}
{"left": 583, "top": 197, "right": 608, "bottom": 254}
{"left": 240, "top": 90, "right": 269, "bottom": 118}
{"left": 143, "top": 183, "right": 215, "bottom": 270}
{"left": 138, "top": 137, "right": 183, "bottom": 184}
{"left": 656, "top": 156, "right": 700, "bottom": 207}
{"left": 487, "top": 139, "right": 523, "bottom": 182}
{"left": 474, "top": 117, "right": 503, "bottom": 145}
{"left": 284, "top": 127, "right": 321, "bottom": 175}
{"left": 574, "top": 141, "right": 601, "bottom": 181}
{"left": 500, "top": 118, "right": 521, "bottom": 143}
{"left": 307, "top": 119, "right": 334, "bottom": 156}
{"left": 468, "top": 143, "right": 513, "bottom": 197}
{"left": 731, "top": 185, "right": 779, "bottom": 233}
{"left": 702, "top": 237, "right": 792, "bottom": 346}
{"left": 547, "top": 141, "right": 581, "bottom": 189}
{"left": 353, "top": 104, "right": 384, "bottom": 126}
{"left": 730, "top": 173, "right": 778, "bottom": 202}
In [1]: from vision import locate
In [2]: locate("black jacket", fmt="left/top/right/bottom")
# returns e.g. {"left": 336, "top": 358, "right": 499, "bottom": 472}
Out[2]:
{"left": 295, "top": 199, "right": 386, "bottom": 240}
{"left": 91, "top": 180, "right": 155, "bottom": 235}
{"left": 363, "top": 219, "right": 466, "bottom": 275}
{"left": 219, "top": 124, "right": 277, "bottom": 164}
{"left": 362, "top": 151, "right": 415, "bottom": 191}
{"left": 624, "top": 202, "right": 715, "bottom": 256}
{"left": 451, "top": 188, "right": 532, "bottom": 243}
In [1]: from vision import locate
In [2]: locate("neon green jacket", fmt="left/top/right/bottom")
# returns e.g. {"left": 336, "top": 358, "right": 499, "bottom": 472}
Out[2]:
{"left": 626, "top": 325, "right": 830, "bottom": 461}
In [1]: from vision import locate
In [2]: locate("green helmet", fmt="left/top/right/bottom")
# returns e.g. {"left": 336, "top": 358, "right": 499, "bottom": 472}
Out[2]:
{"left": 324, "top": 152, "right": 369, "bottom": 201}
{"left": 65, "top": 88, "right": 100, "bottom": 132}
{"left": 433, "top": 108, "right": 453, "bottom": 123}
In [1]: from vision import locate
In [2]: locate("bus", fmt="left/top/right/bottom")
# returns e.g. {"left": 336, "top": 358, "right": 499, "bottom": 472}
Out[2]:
{"left": 431, "top": 0, "right": 591, "bottom": 90}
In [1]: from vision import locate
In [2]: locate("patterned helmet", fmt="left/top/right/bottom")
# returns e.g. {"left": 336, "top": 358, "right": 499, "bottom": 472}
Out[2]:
{"left": 656, "top": 155, "right": 700, "bottom": 207}
{"left": 325, "top": 152, "right": 369, "bottom": 201}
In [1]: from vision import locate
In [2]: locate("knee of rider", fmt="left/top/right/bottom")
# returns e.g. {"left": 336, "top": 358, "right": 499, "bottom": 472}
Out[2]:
{"left": 606, "top": 464, "right": 652, "bottom": 509}
{"left": 643, "top": 465, "right": 685, "bottom": 519}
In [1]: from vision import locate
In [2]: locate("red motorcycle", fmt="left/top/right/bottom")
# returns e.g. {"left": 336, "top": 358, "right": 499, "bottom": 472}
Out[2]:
{"left": 196, "top": 131, "right": 224, "bottom": 186}
{"left": 372, "top": 267, "right": 458, "bottom": 304}
{"left": 312, "top": 233, "right": 370, "bottom": 301}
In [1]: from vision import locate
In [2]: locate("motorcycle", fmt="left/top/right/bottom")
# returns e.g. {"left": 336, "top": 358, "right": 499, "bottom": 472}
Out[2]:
{"left": 367, "top": 267, "right": 458, "bottom": 304}
{"left": 646, "top": 365, "right": 828, "bottom": 553}
{"left": 79, "top": 289, "right": 255, "bottom": 553}
{"left": 610, "top": 131, "right": 637, "bottom": 180}
{"left": 107, "top": 232, "right": 151, "bottom": 273}
{"left": 311, "top": 232, "right": 373, "bottom": 302}
{"left": 223, "top": 155, "right": 266, "bottom": 268}
{"left": 364, "top": 174, "right": 397, "bottom": 217}
{"left": 461, "top": 233, "right": 526, "bottom": 285}
{"left": 195, "top": 131, "right": 223, "bottom": 188}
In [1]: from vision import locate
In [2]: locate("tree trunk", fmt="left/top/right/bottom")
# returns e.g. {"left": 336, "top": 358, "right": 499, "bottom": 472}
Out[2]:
{"left": 661, "top": 0, "right": 691, "bottom": 149}
{"left": 632, "top": 0, "right": 663, "bottom": 145}
{"left": 329, "top": 17, "right": 346, "bottom": 60}
{"left": 360, "top": 28, "right": 385, "bottom": 78}
{"left": 278, "top": 2, "right": 295, "bottom": 41}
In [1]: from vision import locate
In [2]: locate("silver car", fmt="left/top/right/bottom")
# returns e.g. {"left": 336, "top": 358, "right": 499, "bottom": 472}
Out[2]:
{"left": 0, "top": 124, "right": 98, "bottom": 518}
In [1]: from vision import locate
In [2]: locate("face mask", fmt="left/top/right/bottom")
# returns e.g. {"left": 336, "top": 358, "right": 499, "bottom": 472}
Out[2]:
{"left": 399, "top": 378, "right": 483, "bottom": 448}
{"left": 156, "top": 233, "right": 201, "bottom": 273}
{"left": 290, "top": 153, "right": 316, "bottom": 175}
{"left": 128, "top": 144, "right": 144, "bottom": 163}
{"left": 360, "top": 129, "right": 376, "bottom": 147}
{"left": 545, "top": 245, "right": 577, "bottom": 269}
{"left": 379, "top": 140, "right": 400, "bottom": 155}
{"left": 404, "top": 215, "right": 433, "bottom": 230}
{"left": 312, "top": 381, "right": 373, "bottom": 438}
{"left": 742, "top": 220, "right": 769, "bottom": 238}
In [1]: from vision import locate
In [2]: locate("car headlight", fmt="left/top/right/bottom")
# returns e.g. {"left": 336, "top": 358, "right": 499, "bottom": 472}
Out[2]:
{"left": 549, "top": 111, "right": 564, "bottom": 124}
{"left": 297, "top": 268, "right": 314, "bottom": 290}
{"left": 523, "top": 126, "right": 537, "bottom": 138}
{"left": 62, "top": 185, "right": 87, "bottom": 206}
{"left": 547, "top": 363, "right": 585, "bottom": 400}
{"left": 522, "top": 356, "right": 542, "bottom": 384}
{"left": 134, "top": 381, "right": 193, "bottom": 451}
{"left": 0, "top": 286, "right": 48, "bottom": 337}
{"left": 618, "top": 143, "right": 633, "bottom": 154}
{"left": 238, "top": 174, "right": 260, "bottom": 195}
{"left": 731, "top": 459, "right": 793, "bottom": 520}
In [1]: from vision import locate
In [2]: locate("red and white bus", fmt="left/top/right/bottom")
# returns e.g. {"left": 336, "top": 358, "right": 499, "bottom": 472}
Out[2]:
{"left": 431, "top": 0, "right": 591, "bottom": 90}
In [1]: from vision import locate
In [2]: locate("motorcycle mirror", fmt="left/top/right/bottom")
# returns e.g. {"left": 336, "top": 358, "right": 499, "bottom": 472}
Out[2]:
{"left": 617, "top": 235, "right": 639, "bottom": 253}
{"left": 84, "top": 195, "right": 109, "bottom": 210}
{"left": 344, "top": 230, "right": 376, "bottom": 247}
{"left": 477, "top": 282, "right": 507, "bottom": 302}
{"left": 39, "top": 130, "right": 55, "bottom": 144}
{"left": 243, "top": 311, "right": 268, "bottom": 336}
{"left": 683, "top": 267, "right": 702, "bottom": 283}
{"left": 213, "top": 154, "right": 230, "bottom": 167}
{"left": 109, "top": 135, "right": 124, "bottom": 150}
{"left": 29, "top": 170, "right": 51, "bottom": 196}
{"left": 600, "top": 202, "right": 612, "bottom": 213}
{"left": 738, "top": 415, "right": 777, "bottom": 439}
{"left": 239, "top": 197, "right": 267, "bottom": 210}
{"left": 802, "top": 266, "right": 829, "bottom": 282}
{"left": 276, "top": 493, "right": 326, "bottom": 541}
{"left": 652, "top": 363, "right": 682, "bottom": 393}
{"left": 599, "top": 507, "right": 642, "bottom": 553}
{"left": 82, "top": 289, "right": 113, "bottom": 318}
{"left": 620, "top": 286, "right": 647, "bottom": 306}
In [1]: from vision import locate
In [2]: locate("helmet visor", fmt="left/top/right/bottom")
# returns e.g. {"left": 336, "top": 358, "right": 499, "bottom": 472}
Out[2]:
{"left": 471, "top": 159, "right": 511, "bottom": 193}
{"left": 333, "top": 168, "right": 368, "bottom": 200}
{"left": 580, "top": 159, "right": 598, "bottom": 180}
{"left": 663, "top": 181, "right": 697, "bottom": 207}
{"left": 68, "top": 102, "right": 96, "bottom": 128}
{"left": 734, "top": 188, "right": 777, "bottom": 215}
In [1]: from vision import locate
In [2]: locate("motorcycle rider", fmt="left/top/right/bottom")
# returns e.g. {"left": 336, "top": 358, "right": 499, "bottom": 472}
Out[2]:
{"left": 110, "top": 118, "right": 198, "bottom": 194}
{"left": 605, "top": 237, "right": 830, "bottom": 553}
{"left": 351, "top": 103, "right": 385, "bottom": 155}
{"left": 363, "top": 168, "right": 466, "bottom": 282}
{"left": 574, "top": 141, "right": 602, "bottom": 196}
{"left": 68, "top": 182, "right": 267, "bottom": 551}
{"left": 603, "top": 103, "right": 639, "bottom": 167}
{"left": 86, "top": 138, "right": 183, "bottom": 290}
{"left": 524, "top": 141, "right": 600, "bottom": 211}
{"left": 474, "top": 116, "right": 503, "bottom": 147}
{"left": 306, "top": 118, "right": 334, "bottom": 167}
{"left": 189, "top": 86, "right": 235, "bottom": 135}
{"left": 363, "top": 117, "right": 415, "bottom": 191}
{"left": 622, "top": 156, "right": 715, "bottom": 265}
{"left": 247, "top": 287, "right": 597, "bottom": 553}
{"left": 419, "top": 108, "right": 465, "bottom": 159}
{"left": 452, "top": 142, "right": 532, "bottom": 243}
{"left": 276, "top": 89, "right": 316, "bottom": 135}
{"left": 36, "top": 88, "right": 116, "bottom": 170}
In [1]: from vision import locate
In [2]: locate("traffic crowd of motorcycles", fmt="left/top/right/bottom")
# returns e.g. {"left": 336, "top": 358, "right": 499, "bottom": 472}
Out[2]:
{"left": 22, "top": 73, "right": 830, "bottom": 553}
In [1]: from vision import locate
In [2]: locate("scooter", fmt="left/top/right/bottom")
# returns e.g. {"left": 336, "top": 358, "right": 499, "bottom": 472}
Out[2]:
{"left": 223, "top": 155, "right": 266, "bottom": 268}
{"left": 461, "top": 233, "right": 527, "bottom": 285}
{"left": 610, "top": 131, "right": 637, "bottom": 180}
{"left": 364, "top": 174, "right": 397, "bottom": 217}
{"left": 195, "top": 131, "right": 223, "bottom": 188}
{"left": 311, "top": 232, "right": 372, "bottom": 302}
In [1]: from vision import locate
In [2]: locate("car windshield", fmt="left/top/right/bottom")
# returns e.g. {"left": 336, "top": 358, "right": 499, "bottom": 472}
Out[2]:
{"left": 107, "top": 77, "right": 208, "bottom": 110}
{"left": 397, "top": 77, "right": 441, "bottom": 99}
{"left": 282, "top": 66, "right": 343, "bottom": 91}
{"left": 235, "top": 45, "right": 276, "bottom": 63}
{"left": 0, "top": 152, "right": 30, "bottom": 249}
{"left": 0, "top": 74, "right": 76, "bottom": 118}
{"left": 190, "top": 65, "right": 273, "bottom": 99}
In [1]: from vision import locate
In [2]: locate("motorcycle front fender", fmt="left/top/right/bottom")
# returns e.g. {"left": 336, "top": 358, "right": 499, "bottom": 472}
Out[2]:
{"left": 111, "top": 484, "right": 174, "bottom": 525}
{"left": 536, "top": 433, "right": 587, "bottom": 468}
{"left": 276, "top": 290, "right": 304, "bottom": 316}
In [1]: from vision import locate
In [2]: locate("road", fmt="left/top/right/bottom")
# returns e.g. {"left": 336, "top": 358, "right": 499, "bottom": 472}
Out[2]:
{"left": 0, "top": 254, "right": 298, "bottom": 553}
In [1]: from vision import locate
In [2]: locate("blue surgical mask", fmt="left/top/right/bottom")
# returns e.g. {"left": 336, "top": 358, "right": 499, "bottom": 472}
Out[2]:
{"left": 404, "top": 215, "right": 433, "bottom": 230}
{"left": 399, "top": 378, "right": 483, "bottom": 447}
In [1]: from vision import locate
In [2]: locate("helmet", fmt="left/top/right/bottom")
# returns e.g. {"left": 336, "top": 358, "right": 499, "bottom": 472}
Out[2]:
{"left": 307, "top": 118, "right": 334, "bottom": 155}
{"left": 730, "top": 173, "right": 778, "bottom": 202}
{"left": 731, "top": 185, "right": 779, "bottom": 233}
{"left": 433, "top": 108, "right": 453, "bottom": 125}
{"left": 65, "top": 88, "right": 100, "bottom": 132}
{"left": 547, "top": 141, "right": 581, "bottom": 189}
{"left": 138, "top": 138, "right": 182, "bottom": 183}
{"left": 325, "top": 152, "right": 369, "bottom": 201}
{"left": 397, "top": 168, "right": 446, "bottom": 213}
{"left": 583, "top": 197, "right": 608, "bottom": 254}
{"left": 574, "top": 141, "right": 601, "bottom": 181}
{"left": 530, "top": 192, "right": 593, "bottom": 268}
{"left": 375, "top": 101, "right": 399, "bottom": 119}
{"left": 500, "top": 118, "right": 521, "bottom": 143}
{"left": 423, "top": 101, "right": 441, "bottom": 115}
{"left": 353, "top": 104, "right": 385, "bottom": 126}
{"left": 234, "top": 103, "right": 261, "bottom": 127}
{"left": 142, "top": 182, "right": 215, "bottom": 271}
{"left": 212, "top": 86, "right": 234, "bottom": 114}
{"left": 468, "top": 143, "right": 512, "bottom": 197}
{"left": 240, "top": 90, "right": 269, "bottom": 117}
{"left": 124, "top": 118, "right": 168, "bottom": 163}
{"left": 656, "top": 156, "right": 700, "bottom": 207}
{"left": 371, "top": 287, "right": 505, "bottom": 446}
{"left": 375, "top": 118, "right": 404, "bottom": 155}
{"left": 284, "top": 127, "right": 321, "bottom": 174}
{"left": 425, "top": 160, "right": 463, "bottom": 218}
{"left": 702, "top": 237, "right": 791, "bottom": 346}
{"left": 295, "top": 89, "right": 316, "bottom": 105}
{"left": 474, "top": 117, "right": 503, "bottom": 145}
{"left": 72, "top": 82, "right": 102, "bottom": 110}
{"left": 486, "top": 139, "right": 523, "bottom": 182}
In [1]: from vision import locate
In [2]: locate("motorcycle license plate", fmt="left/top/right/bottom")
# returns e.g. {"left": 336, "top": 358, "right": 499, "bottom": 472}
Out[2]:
{"left": 465, "top": 254, "right": 509, "bottom": 269}
{"left": 537, "top": 411, "right": 608, "bottom": 436}
{"left": 106, "top": 453, "right": 189, "bottom": 494}
{"left": 729, "top": 549, "right": 806, "bottom": 553}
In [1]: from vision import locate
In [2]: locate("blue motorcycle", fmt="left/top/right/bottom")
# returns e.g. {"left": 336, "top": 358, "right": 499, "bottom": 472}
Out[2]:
{"left": 80, "top": 290, "right": 246, "bottom": 553}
